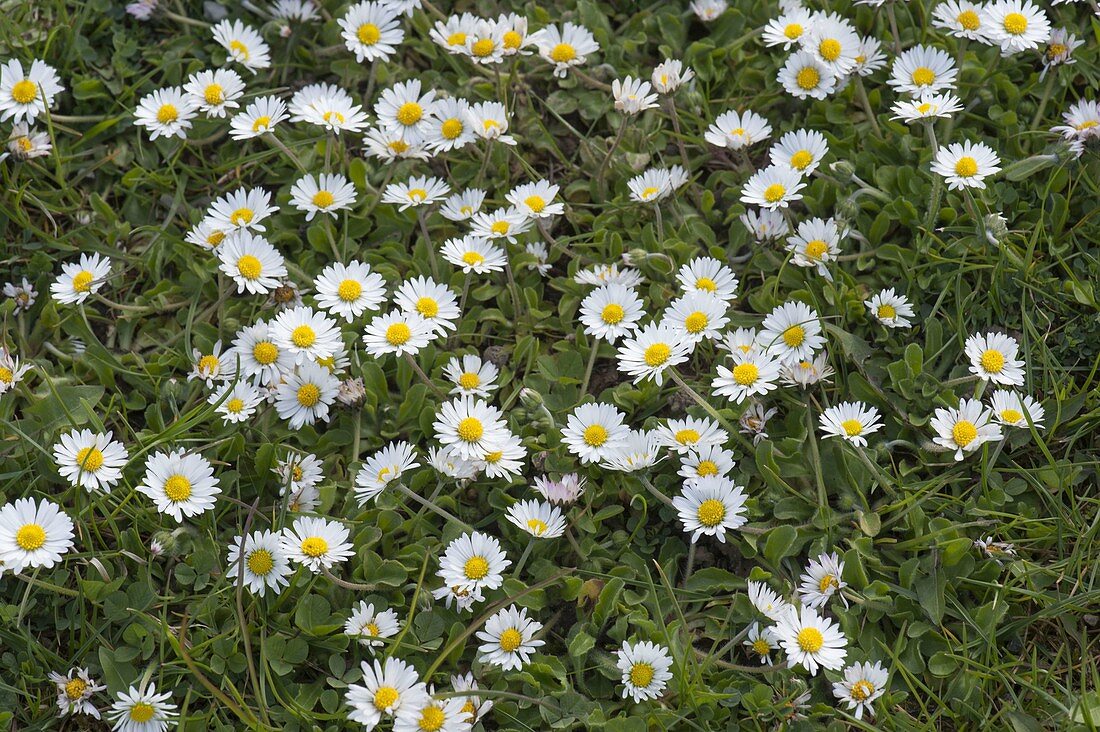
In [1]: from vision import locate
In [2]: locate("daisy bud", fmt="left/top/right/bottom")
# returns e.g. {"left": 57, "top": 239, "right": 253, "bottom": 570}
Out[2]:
{"left": 337, "top": 377, "right": 366, "bottom": 407}
{"left": 518, "top": 387, "right": 544, "bottom": 411}
{"left": 150, "top": 530, "right": 176, "bottom": 557}
{"left": 829, "top": 159, "right": 856, "bottom": 183}
{"left": 984, "top": 213, "right": 1009, "bottom": 245}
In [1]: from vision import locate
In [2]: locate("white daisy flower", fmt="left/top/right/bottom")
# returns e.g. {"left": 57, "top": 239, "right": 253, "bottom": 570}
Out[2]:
{"left": 464, "top": 18, "right": 506, "bottom": 65}
{"left": 505, "top": 499, "right": 566, "bottom": 539}
{"left": 439, "top": 530, "right": 510, "bottom": 592}
{"left": 575, "top": 263, "right": 644, "bottom": 288}
{"left": 3, "top": 276, "right": 37, "bottom": 312}
{"left": 441, "top": 236, "right": 507, "bottom": 274}
{"left": 673, "top": 476, "right": 749, "bottom": 543}
{"left": 133, "top": 86, "right": 196, "bottom": 140}
{"left": 208, "top": 381, "right": 263, "bottom": 424}
{"left": 476, "top": 604, "right": 545, "bottom": 670}
{"left": 717, "top": 327, "right": 760, "bottom": 357}
{"left": 743, "top": 622, "right": 780, "bottom": 665}
{"left": 290, "top": 173, "right": 357, "bottom": 221}
{"left": 5, "top": 122, "right": 51, "bottom": 159}
{"left": 852, "top": 35, "right": 888, "bottom": 77}
{"left": 432, "top": 580, "right": 485, "bottom": 612}
{"left": 774, "top": 603, "right": 848, "bottom": 675}
{"left": 424, "top": 97, "right": 475, "bottom": 152}
{"left": 183, "top": 68, "right": 244, "bottom": 118}
{"left": 759, "top": 301, "right": 826, "bottom": 364}
{"left": 797, "top": 551, "right": 849, "bottom": 608}
{"left": 769, "top": 128, "right": 828, "bottom": 174}
{"left": 930, "top": 397, "right": 1003, "bottom": 460}
{"left": 466, "top": 100, "right": 516, "bottom": 145}
{"left": 218, "top": 232, "right": 287, "bottom": 295}
{"left": 354, "top": 441, "right": 420, "bottom": 504}
{"left": 226, "top": 530, "right": 292, "bottom": 597}
{"left": 274, "top": 452, "right": 324, "bottom": 495}
{"left": 229, "top": 95, "right": 289, "bottom": 139}
{"left": 189, "top": 339, "right": 236, "bottom": 387}
{"left": 449, "top": 673, "right": 492, "bottom": 726}
{"left": 832, "top": 661, "right": 889, "bottom": 720}
{"left": 801, "top": 17, "right": 861, "bottom": 75}
{"left": 289, "top": 83, "right": 369, "bottom": 133}
{"left": 627, "top": 167, "right": 674, "bottom": 203}
{"left": 209, "top": 187, "right": 276, "bottom": 233}
{"left": 705, "top": 109, "right": 772, "bottom": 150}
{"left": 345, "top": 657, "right": 429, "bottom": 730}
{"left": 786, "top": 217, "right": 843, "bottom": 279}
{"left": 394, "top": 695, "right": 468, "bottom": 732}
{"left": 965, "top": 331, "right": 1025, "bottom": 385}
{"left": 676, "top": 257, "right": 738, "bottom": 301}
{"left": 345, "top": 601, "right": 401, "bottom": 651}
{"left": 748, "top": 580, "right": 790, "bottom": 621}
{"left": 496, "top": 13, "right": 533, "bottom": 56}
{"left": 383, "top": 0, "right": 421, "bottom": 17}
{"left": 185, "top": 218, "right": 228, "bottom": 250}
{"left": 440, "top": 189, "right": 486, "bottom": 221}
{"left": 270, "top": 305, "right": 342, "bottom": 366}
{"left": 0, "top": 348, "right": 31, "bottom": 394}
{"left": 678, "top": 444, "right": 736, "bottom": 483}
{"left": 981, "top": 0, "right": 1050, "bottom": 55}
{"left": 285, "top": 484, "right": 322, "bottom": 514}
{"left": 232, "top": 320, "right": 292, "bottom": 384}
{"left": 507, "top": 180, "right": 564, "bottom": 219}
{"left": 313, "top": 261, "right": 387, "bottom": 322}
{"left": 890, "top": 91, "right": 964, "bottom": 122}
{"left": 382, "top": 175, "right": 452, "bottom": 212}
{"left": 212, "top": 19, "right": 271, "bottom": 73}
{"left": 781, "top": 351, "right": 835, "bottom": 388}
{"left": 529, "top": 22, "right": 599, "bottom": 78}
{"left": 479, "top": 432, "right": 527, "bottom": 480}
{"left": 663, "top": 292, "right": 729, "bottom": 344}
{"left": 274, "top": 363, "right": 340, "bottom": 429}
{"left": 0, "top": 59, "right": 64, "bottom": 123}
{"left": 932, "top": 0, "right": 988, "bottom": 40}
{"left": 741, "top": 165, "right": 806, "bottom": 210}
{"left": 599, "top": 429, "right": 663, "bottom": 473}
{"left": 270, "top": 0, "right": 320, "bottom": 23}
{"left": 339, "top": 1, "right": 404, "bottom": 63}
{"left": 393, "top": 276, "right": 460, "bottom": 336}
{"left": 655, "top": 417, "right": 728, "bottom": 455}
{"left": 362, "top": 125, "right": 433, "bottom": 161}
{"left": 1041, "top": 29, "right": 1084, "bottom": 79}
{"left": 443, "top": 354, "right": 499, "bottom": 397}
{"left": 712, "top": 349, "right": 783, "bottom": 403}
{"left": 560, "top": 402, "right": 629, "bottom": 464}
{"left": 106, "top": 682, "right": 177, "bottom": 732}
{"left": 652, "top": 58, "right": 694, "bottom": 93}
{"left": 691, "top": 0, "right": 729, "bottom": 21}
{"left": 1051, "top": 99, "right": 1100, "bottom": 142}
{"left": 616, "top": 322, "right": 693, "bottom": 386}
{"left": 469, "top": 207, "right": 531, "bottom": 243}
{"left": 579, "top": 284, "right": 644, "bottom": 342}
{"left": 762, "top": 10, "right": 812, "bottom": 49}
{"left": 989, "top": 389, "right": 1045, "bottom": 429}
{"left": 819, "top": 402, "right": 883, "bottom": 448}
{"left": 362, "top": 310, "right": 435, "bottom": 358}
{"left": 433, "top": 397, "right": 510, "bottom": 461}
{"left": 136, "top": 449, "right": 220, "bottom": 522}
{"left": 49, "top": 667, "right": 105, "bottom": 719}
{"left": 778, "top": 51, "right": 838, "bottom": 100}
{"left": 888, "top": 45, "right": 958, "bottom": 95}
{"left": 612, "top": 76, "right": 660, "bottom": 115}
{"left": 616, "top": 641, "right": 673, "bottom": 702}
{"left": 430, "top": 13, "right": 479, "bottom": 53}
{"left": 281, "top": 515, "right": 355, "bottom": 571}
{"left": 0, "top": 497, "right": 74, "bottom": 573}
{"left": 52, "top": 429, "right": 128, "bottom": 493}
{"left": 866, "top": 289, "right": 915, "bottom": 328}
{"left": 375, "top": 79, "right": 438, "bottom": 144}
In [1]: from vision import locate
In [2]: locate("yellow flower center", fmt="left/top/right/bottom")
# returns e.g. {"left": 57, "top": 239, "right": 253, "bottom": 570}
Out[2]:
{"left": 1003, "top": 12, "right": 1027, "bottom": 35}
{"left": 731, "top": 127, "right": 746, "bottom": 137}
{"left": 764, "top": 183, "right": 787, "bottom": 203}
{"left": 226, "top": 398, "right": 245, "bottom": 414}
{"left": 447, "top": 32, "right": 467, "bottom": 47}
{"left": 1076, "top": 120, "right": 1098, "bottom": 131}
{"left": 161, "top": 474, "right": 191, "bottom": 502}
{"left": 11, "top": 79, "right": 37, "bottom": 104}
{"left": 457, "top": 417, "right": 484, "bottom": 442}
{"left": 818, "top": 574, "right": 839, "bottom": 592}
{"left": 460, "top": 700, "right": 477, "bottom": 718}
{"left": 524, "top": 194, "right": 546, "bottom": 213}
{"left": 527, "top": 518, "right": 548, "bottom": 535}
{"left": 363, "top": 621, "right": 380, "bottom": 636}
{"left": 458, "top": 372, "right": 481, "bottom": 390}
{"left": 695, "top": 276, "right": 717, "bottom": 292}
{"left": 203, "top": 83, "right": 224, "bottom": 105}
{"left": 684, "top": 311, "right": 709, "bottom": 333}
{"left": 804, "top": 239, "right": 828, "bottom": 260}
{"left": 396, "top": 101, "right": 423, "bottom": 126}
{"left": 583, "top": 424, "right": 608, "bottom": 447}
{"left": 482, "top": 119, "right": 501, "bottom": 132}
{"left": 503, "top": 30, "right": 522, "bottom": 49}
{"left": 0, "top": 366, "right": 16, "bottom": 383}
{"left": 236, "top": 254, "right": 262, "bottom": 280}
{"left": 491, "top": 220, "right": 510, "bottom": 235}
{"left": 789, "top": 149, "right": 814, "bottom": 170}
{"left": 818, "top": 38, "right": 841, "bottom": 61}
{"left": 851, "top": 679, "right": 875, "bottom": 701}
{"left": 230, "top": 40, "right": 250, "bottom": 59}
{"left": 957, "top": 10, "right": 980, "bottom": 30}
{"left": 484, "top": 451, "right": 502, "bottom": 463}
{"left": 76, "top": 446, "right": 105, "bottom": 472}
{"left": 472, "top": 38, "right": 495, "bottom": 57}
{"left": 407, "top": 188, "right": 428, "bottom": 203}
{"left": 291, "top": 325, "right": 316, "bottom": 349}
{"left": 129, "top": 702, "right": 156, "bottom": 723}
{"left": 247, "top": 548, "right": 274, "bottom": 575}
{"left": 795, "top": 67, "right": 819, "bottom": 91}
{"left": 323, "top": 110, "right": 346, "bottom": 125}
{"left": 733, "top": 362, "right": 759, "bottom": 385}
{"left": 464, "top": 555, "right": 489, "bottom": 579}
{"left": 230, "top": 207, "right": 254, "bottom": 226}
{"left": 357, "top": 23, "right": 381, "bottom": 45}
{"left": 373, "top": 686, "right": 399, "bottom": 710}
{"left": 644, "top": 343, "right": 671, "bottom": 367}
{"left": 675, "top": 428, "right": 700, "bottom": 445}
{"left": 841, "top": 419, "right": 863, "bottom": 437}
{"left": 253, "top": 341, "right": 278, "bottom": 365}
{"left": 15, "top": 136, "right": 32, "bottom": 151}
{"left": 796, "top": 627, "right": 824, "bottom": 653}
{"left": 441, "top": 118, "right": 464, "bottom": 139}
{"left": 64, "top": 678, "right": 87, "bottom": 700}
{"left": 952, "top": 420, "right": 978, "bottom": 447}
{"left": 311, "top": 190, "right": 335, "bottom": 209}
{"left": 752, "top": 638, "right": 771, "bottom": 656}
{"left": 337, "top": 279, "right": 362, "bottom": 302}
{"left": 550, "top": 43, "right": 576, "bottom": 62}
{"left": 499, "top": 627, "right": 523, "bottom": 652}
{"left": 1046, "top": 43, "right": 1067, "bottom": 60}
{"left": 629, "top": 662, "right": 655, "bottom": 687}
{"left": 297, "top": 383, "right": 321, "bottom": 407}
{"left": 877, "top": 304, "right": 897, "bottom": 320}
{"left": 696, "top": 460, "right": 718, "bottom": 477}
{"left": 783, "top": 325, "right": 805, "bottom": 347}
{"left": 300, "top": 536, "right": 328, "bottom": 557}
{"left": 980, "top": 349, "right": 1005, "bottom": 373}
{"left": 601, "top": 303, "right": 625, "bottom": 324}
{"left": 72, "top": 270, "right": 94, "bottom": 292}
{"left": 462, "top": 251, "right": 485, "bottom": 266}
{"left": 784, "top": 23, "right": 803, "bottom": 39}
{"left": 418, "top": 705, "right": 446, "bottom": 731}
{"left": 640, "top": 186, "right": 660, "bottom": 199}
{"left": 697, "top": 498, "right": 726, "bottom": 527}
{"left": 156, "top": 104, "right": 178, "bottom": 124}
{"left": 911, "top": 67, "right": 935, "bottom": 86}
{"left": 198, "top": 354, "right": 219, "bottom": 374}
{"left": 381, "top": 322, "right": 411, "bottom": 347}
{"left": 416, "top": 297, "right": 439, "bottom": 318}
{"left": 15, "top": 523, "right": 46, "bottom": 550}
{"left": 1001, "top": 409, "right": 1023, "bottom": 423}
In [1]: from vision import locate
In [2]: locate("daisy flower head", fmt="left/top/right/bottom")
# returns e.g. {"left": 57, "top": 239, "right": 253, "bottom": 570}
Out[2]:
{"left": 383, "top": 0, "right": 421, "bottom": 16}
{"left": 375, "top": 79, "right": 437, "bottom": 144}
{"left": 106, "top": 682, "right": 176, "bottom": 732}
{"left": 52, "top": 428, "right": 128, "bottom": 493}
{"left": 599, "top": 428, "right": 663, "bottom": 473}
{"left": 443, "top": 354, "right": 499, "bottom": 397}
{"left": 226, "top": 530, "right": 292, "bottom": 597}
{"left": 313, "top": 261, "right": 386, "bottom": 323}
{"left": 888, "top": 46, "right": 958, "bottom": 96}
{"left": 673, "top": 475, "right": 749, "bottom": 543}
{"left": 561, "top": 402, "right": 629, "bottom": 464}
{"left": 652, "top": 58, "right": 694, "bottom": 94}
{"left": 0, "top": 348, "right": 31, "bottom": 394}
{"left": 612, "top": 76, "right": 660, "bottom": 115}
{"left": 354, "top": 441, "right": 420, "bottom": 504}
{"left": 345, "top": 657, "right": 429, "bottom": 730}
{"left": 819, "top": 402, "right": 883, "bottom": 448}
{"left": 290, "top": 173, "right": 357, "bottom": 221}
{"left": 439, "top": 530, "right": 510, "bottom": 592}
{"left": 852, "top": 35, "right": 888, "bottom": 77}
{"left": 274, "top": 451, "right": 324, "bottom": 495}
{"left": 393, "top": 276, "right": 460, "bottom": 336}
{"left": 232, "top": 320, "right": 292, "bottom": 384}
{"left": 339, "top": 1, "right": 404, "bottom": 63}
{"left": 704, "top": 109, "right": 772, "bottom": 151}
{"left": 931, "top": 397, "right": 1003, "bottom": 460}
{"left": 655, "top": 416, "right": 728, "bottom": 455}
{"left": 678, "top": 444, "right": 736, "bottom": 483}
{"left": 616, "top": 641, "right": 673, "bottom": 702}
{"left": 692, "top": 0, "right": 729, "bottom": 21}
{"left": 496, "top": 12, "right": 533, "bottom": 56}
{"left": 274, "top": 362, "right": 340, "bottom": 429}
{"left": 866, "top": 288, "right": 915, "bottom": 328}
{"left": 712, "top": 348, "right": 783, "bottom": 403}
{"left": 797, "top": 551, "right": 849, "bottom": 609}
{"left": 770, "top": 128, "right": 828, "bottom": 175}
{"left": 432, "top": 579, "right": 484, "bottom": 612}
{"left": 362, "top": 125, "right": 433, "bottom": 161}
{"left": 289, "top": 83, "right": 369, "bottom": 133}
{"left": 270, "top": 0, "right": 321, "bottom": 23}
{"left": 466, "top": 100, "right": 516, "bottom": 145}
{"left": 779, "top": 51, "right": 838, "bottom": 100}
{"left": 741, "top": 165, "right": 806, "bottom": 210}
{"left": 5, "top": 123, "right": 50, "bottom": 160}
{"left": 433, "top": 396, "right": 510, "bottom": 461}
{"left": 575, "top": 263, "right": 644, "bottom": 288}
{"left": 382, "top": 176, "right": 451, "bottom": 213}
{"left": 425, "top": 97, "right": 475, "bottom": 152}
{"left": 891, "top": 91, "right": 964, "bottom": 123}
{"left": 774, "top": 603, "right": 848, "bottom": 675}
{"left": 981, "top": 0, "right": 1050, "bottom": 55}
{"left": 281, "top": 515, "right": 354, "bottom": 571}
{"left": 441, "top": 236, "right": 507, "bottom": 274}
{"left": 449, "top": 673, "right": 491, "bottom": 725}
{"left": 136, "top": 449, "right": 221, "bottom": 522}
{"left": 616, "top": 322, "right": 692, "bottom": 385}
{"left": 345, "top": 601, "right": 401, "bottom": 651}
{"left": 189, "top": 339, "right": 237, "bottom": 387}
{"left": 0, "top": 59, "right": 64, "bottom": 124}
{"left": 229, "top": 95, "right": 288, "bottom": 139}
{"left": 744, "top": 622, "right": 780, "bottom": 665}
{"left": 1041, "top": 29, "right": 1084, "bottom": 78}
{"left": 748, "top": 579, "right": 790, "bottom": 621}
{"left": 362, "top": 309, "right": 435, "bottom": 358}
{"left": 989, "top": 389, "right": 1045, "bottom": 429}
{"left": 530, "top": 22, "right": 599, "bottom": 78}
{"left": 3, "top": 276, "right": 37, "bottom": 312}
{"left": 464, "top": 18, "right": 506, "bottom": 65}
{"left": 579, "top": 284, "right": 644, "bottom": 342}
{"left": 785, "top": 217, "right": 843, "bottom": 279}
{"left": 431, "top": 13, "right": 478, "bottom": 53}
{"left": 762, "top": 9, "right": 812, "bottom": 49}
{"left": 184, "top": 68, "right": 244, "bottom": 118}
{"left": 1052, "top": 99, "right": 1100, "bottom": 142}
{"left": 209, "top": 186, "right": 276, "bottom": 233}
{"left": 933, "top": 0, "right": 989, "bottom": 40}
{"left": 185, "top": 218, "right": 229, "bottom": 251}
{"left": 469, "top": 207, "right": 531, "bottom": 243}
{"left": 478, "top": 431, "right": 528, "bottom": 480}
{"left": 133, "top": 87, "right": 196, "bottom": 141}
{"left": 741, "top": 208, "right": 789, "bottom": 242}
{"left": 440, "top": 189, "right": 486, "bottom": 222}
{"left": 506, "top": 499, "right": 566, "bottom": 539}
{"left": 0, "top": 498, "right": 74, "bottom": 573}
{"left": 781, "top": 351, "right": 835, "bottom": 388}
{"left": 507, "top": 180, "right": 564, "bottom": 219}
{"left": 832, "top": 661, "right": 889, "bottom": 720}
{"left": 965, "top": 331, "right": 1025, "bottom": 385}
{"left": 271, "top": 306, "right": 342, "bottom": 366}
{"left": 394, "top": 695, "right": 469, "bottom": 732}
{"left": 209, "top": 380, "right": 263, "bottom": 424}
{"left": 476, "top": 604, "right": 545, "bottom": 670}
{"left": 759, "top": 300, "right": 826, "bottom": 364}
{"left": 628, "top": 167, "right": 674, "bottom": 203}
{"left": 49, "top": 667, "right": 105, "bottom": 719}
{"left": 801, "top": 18, "right": 861, "bottom": 75}
{"left": 717, "top": 326, "right": 759, "bottom": 357}
{"left": 212, "top": 19, "right": 271, "bottom": 72}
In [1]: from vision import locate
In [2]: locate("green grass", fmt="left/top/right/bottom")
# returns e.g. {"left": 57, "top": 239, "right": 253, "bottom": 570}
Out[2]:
{"left": 1, "top": 0, "right": 1100, "bottom": 730}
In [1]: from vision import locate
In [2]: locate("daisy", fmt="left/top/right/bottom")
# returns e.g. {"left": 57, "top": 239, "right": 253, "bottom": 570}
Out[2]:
{"left": 888, "top": 46, "right": 958, "bottom": 95}
{"left": 441, "top": 236, "right": 507, "bottom": 274}
{"left": 717, "top": 327, "right": 760, "bottom": 356}
{"left": 507, "top": 180, "right": 564, "bottom": 219}
{"left": 183, "top": 68, "right": 244, "bottom": 118}
{"left": 464, "top": 18, "right": 506, "bottom": 65}
{"left": 616, "top": 323, "right": 692, "bottom": 385}
{"left": 313, "top": 261, "right": 386, "bottom": 323}
{"left": 476, "top": 605, "right": 545, "bottom": 670}
{"left": 496, "top": 13, "right": 533, "bottom": 56}
{"left": 439, "top": 530, "right": 510, "bottom": 592}
{"left": 616, "top": 641, "right": 673, "bottom": 703}
{"left": 226, "top": 530, "right": 292, "bottom": 597}
{"left": 532, "top": 474, "right": 586, "bottom": 505}
{"left": 932, "top": 0, "right": 988, "bottom": 40}
{"left": 5, "top": 123, "right": 51, "bottom": 159}
{"left": 281, "top": 515, "right": 355, "bottom": 571}
{"left": 797, "top": 551, "right": 848, "bottom": 608}
{"left": 375, "top": 79, "right": 437, "bottom": 144}
{"left": 505, "top": 498, "right": 566, "bottom": 539}
{"left": 655, "top": 417, "right": 728, "bottom": 455}
{"left": 676, "top": 257, "right": 738, "bottom": 301}
{"left": 274, "top": 363, "right": 340, "bottom": 429}
{"left": 362, "top": 310, "right": 435, "bottom": 358}
{"left": 270, "top": 306, "right": 342, "bottom": 366}
{"left": 989, "top": 389, "right": 1045, "bottom": 428}
{"left": 449, "top": 673, "right": 492, "bottom": 725}
{"left": 704, "top": 109, "right": 771, "bottom": 150}
{"left": 49, "top": 667, "right": 105, "bottom": 719}
{"left": 781, "top": 351, "right": 835, "bottom": 388}
{"left": 229, "top": 95, "right": 289, "bottom": 139}
{"left": 185, "top": 218, "right": 228, "bottom": 250}
{"left": 672, "top": 476, "right": 749, "bottom": 543}
{"left": 133, "top": 86, "right": 196, "bottom": 141}
{"left": 209, "top": 187, "right": 276, "bottom": 234}
{"left": 345, "top": 601, "right": 401, "bottom": 651}
{"left": 819, "top": 402, "right": 883, "bottom": 448}
{"left": 466, "top": 101, "right": 516, "bottom": 145}
{"left": 744, "top": 622, "right": 780, "bottom": 665}
{"left": 430, "top": 13, "right": 478, "bottom": 53}
{"left": 930, "top": 397, "right": 1003, "bottom": 460}
{"left": 136, "top": 449, "right": 220, "bottom": 522}
{"left": 801, "top": 17, "right": 861, "bottom": 75}
{"left": 891, "top": 91, "right": 964, "bottom": 123}
{"left": 712, "top": 349, "right": 783, "bottom": 403}
{"left": 852, "top": 36, "right": 888, "bottom": 77}
{"left": 652, "top": 59, "right": 694, "bottom": 94}
{"left": 274, "top": 452, "right": 324, "bottom": 495}
{"left": 440, "top": 189, "right": 486, "bottom": 221}
{"left": 965, "top": 331, "right": 1025, "bottom": 385}
{"left": 52, "top": 429, "right": 128, "bottom": 493}
{"left": 432, "top": 579, "right": 484, "bottom": 612}
{"left": 832, "top": 661, "right": 889, "bottom": 721}
{"left": 362, "top": 125, "right": 433, "bottom": 161}
{"left": 1052, "top": 99, "right": 1100, "bottom": 142}
{"left": 762, "top": 10, "right": 812, "bottom": 49}
{"left": 759, "top": 301, "right": 825, "bottom": 364}
{"left": 627, "top": 167, "right": 674, "bottom": 203}
{"left": 425, "top": 97, "right": 475, "bottom": 152}
{"left": 579, "top": 284, "right": 644, "bottom": 342}
{"left": 786, "top": 217, "right": 842, "bottom": 278}
{"left": 345, "top": 658, "right": 429, "bottom": 730}
{"left": 575, "top": 264, "right": 644, "bottom": 289}
{"left": 354, "top": 441, "right": 420, "bottom": 504}
{"left": 1041, "top": 29, "right": 1083, "bottom": 79}
{"left": 434, "top": 397, "right": 510, "bottom": 461}
{"left": 218, "top": 233, "right": 286, "bottom": 294}
{"left": 290, "top": 173, "right": 357, "bottom": 221}
{"left": 289, "top": 83, "right": 369, "bottom": 133}
{"left": 530, "top": 22, "right": 599, "bottom": 78}
{"left": 691, "top": 0, "right": 728, "bottom": 21}
{"left": 285, "top": 484, "right": 321, "bottom": 513}
{"left": 382, "top": 176, "right": 451, "bottom": 212}
{"left": 469, "top": 207, "right": 531, "bottom": 243}
{"left": 443, "top": 354, "right": 499, "bottom": 397}
{"left": 383, "top": 0, "right": 421, "bottom": 17}
{"left": 612, "top": 76, "right": 660, "bottom": 115}
{"left": 599, "top": 428, "right": 664, "bottom": 473}
{"left": 770, "top": 129, "right": 828, "bottom": 174}
{"left": 232, "top": 321, "right": 292, "bottom": 384}
{"left": 678, "top": 444, "right": 736, "bottom": 483}
{"left": 212, "top": 19, "right": 271, "bottom": 73}
{"left": 778, "top": 51, "right": 838, "bottom": 100}
{"left": 0, "top": 498, "right": 74, "bottom": 572}
{"left": 339, "top": 1, "right": 404, "bottom": 63}
{"left": 3, "top": 277, "right": 37, "bottom": 312}
{"left": 774, "top": 603, "right": 848, "bottom": 675}
{"left": 189, "top": 339, "right": 237, "bottom": 387}
{"left": 479, "top": 432, "right": 527, "bottom": 480}
{"left": 106, "top": 682, "right": 177, "bottom": 732}
{"left": 209, "top": 381, "right": 263, "bottom": 424}
{"left": 394, "top": 695, "right": 469, "bottom": 732}
{"left": 0, "top": 59, "right": 64, "bottom": 124}
{"left": 741, "top": 165, "right": 806, "bottom": 210}
{"left": 560, "top": 402, "right": 629, "bottom": 464}
{"left": 270, "top": 0, "right": 320, "bottom": 23}
{"left": 981, "top": 0, "right": 1050, "bottom": 55}
{"left": 0, "top": 349, "right": 31, "bottom": 394}
{"left": 866, "top": 289, "right": 915, "bottom": 328}
{"left": 748, "top": 580, "right": 790, "bottom": 621}
{"left": 398, "top": 278, "right": 462, "bottom": 336}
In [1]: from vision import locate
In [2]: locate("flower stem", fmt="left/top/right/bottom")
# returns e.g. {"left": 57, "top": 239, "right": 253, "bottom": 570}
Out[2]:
{"left": 417, "top": 209, "right": 441, "bottom": 280}
{"left": 394, "top": 482, "right": 473, "bottom": 531}
{"left": 403, "top": 352, "right": 445, "bottom": 398}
